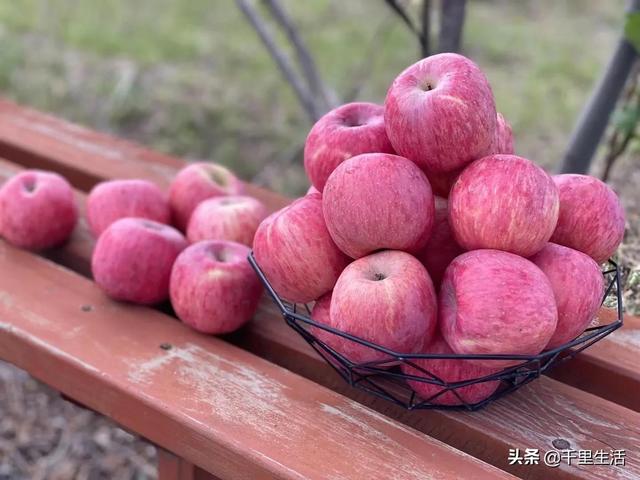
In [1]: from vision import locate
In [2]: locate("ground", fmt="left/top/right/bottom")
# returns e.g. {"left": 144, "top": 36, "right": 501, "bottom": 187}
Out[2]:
{"left": 0, "top": 362, "right": 156, "bottom": 480}
{"left": 0, "top": 0, "right": 637, "bottom": 478}
{"left": 603, "top": 152, "right": 640, "bottom": 314}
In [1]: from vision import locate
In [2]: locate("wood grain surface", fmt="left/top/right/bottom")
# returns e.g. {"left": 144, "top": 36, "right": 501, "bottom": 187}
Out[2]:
{"left": 0, "top": 98, "right": 289, "bottom": 210}
{"left": 0, "top": 241, "right": 513, "bottom": 480}
{"left": 0, "top": 101, "right": 638, "bottom": 479}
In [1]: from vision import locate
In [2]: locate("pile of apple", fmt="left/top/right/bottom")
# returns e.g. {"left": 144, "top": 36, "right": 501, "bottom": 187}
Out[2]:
{"left": 0, "top": 163, "right": 269, "bottom": 335}
{"left": 253, "top": 53, "right": 626, "bottom": 405}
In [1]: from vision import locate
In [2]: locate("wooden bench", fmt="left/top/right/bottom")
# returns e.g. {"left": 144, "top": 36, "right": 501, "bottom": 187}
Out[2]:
{"left": 0, "top": 98, "right": 638, "bottom": 479}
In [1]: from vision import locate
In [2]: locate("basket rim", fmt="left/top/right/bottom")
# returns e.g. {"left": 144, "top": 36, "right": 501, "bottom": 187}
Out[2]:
{"left": 247, "top": 250, "right": 624, "bottom": 411}
{"left": 247, "top": 250, "right": 624, "bottom": 362}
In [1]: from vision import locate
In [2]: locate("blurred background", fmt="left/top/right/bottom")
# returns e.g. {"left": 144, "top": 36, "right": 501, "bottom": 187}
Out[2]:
{"left": 0, "top": 0, "right": 627, "bottom": 190}
{"left": 0, "top": 0, "right": 638, "bottom": 478}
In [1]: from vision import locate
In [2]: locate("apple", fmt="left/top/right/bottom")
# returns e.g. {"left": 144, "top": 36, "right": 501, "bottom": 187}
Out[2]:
{"left": 482, "top": 112, "right": 515, "bottom": 156}
{"left": 402, "top": 335, "right": 500, "bottom": 406}
{"left": 312, "top": 250, "right": 437, "bottom": 364}
{"left": 384, "top": 53, "right": 496, "bottom": 173}
{"left": 550, "top": 174, "right": 625, "bottom": 263}
{"left": 493, "top": 112, "right": 515, "bottom": 154}
{"left": 186, "top": 195, "right": 268, "bottom": 246}
{"left": 449, "top": 154, "right": 559, "bottom": 257}
{"left": 530, "top": 243, "right": 605, "bottom": 349}
{"left": 0, "top": 170, "right": 77, "bottom": 250}
{"left": 309, "top": 291, "right": 342, "bottom": 348}
{"left": 440, "top": 249, "right": 558, "bottom": 367}
{"left": 323, "top": 153, "right": 435, "bottom": 258}
{"left": 170, "top": 240, "right": 262, "bottom": 334}
{"left": 87, "top": 179, "right": 170, "bottom": 236}
{"left": 424, "top": 113, "right": 513, "bottom": 199}
{"left": 311, "top": 291, "right": 380, "bottom": 365}
{"left": 169, "top": 162, "right": 244, "bottom": 231}
{"left": 253, "top": 193, "right": 349, "bottom": 303}
{"left": 416, "top": 196, "right": 464, "bottom": 289}
{"left": 304, "top": 102, "right": 395, "bottom": 192}
{"left": 91, "top": 218, "right": 188, "bottom": 305}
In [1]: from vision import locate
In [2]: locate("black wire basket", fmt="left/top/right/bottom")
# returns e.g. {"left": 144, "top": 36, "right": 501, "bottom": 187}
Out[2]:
{"left": 248, "top": 252, "right": 623, "bottom": 411}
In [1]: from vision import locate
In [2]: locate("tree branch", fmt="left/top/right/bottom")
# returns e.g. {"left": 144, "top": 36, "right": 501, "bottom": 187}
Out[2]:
{"left": 437, "top": 0, "right": 466, "bottom": 53}
{"left": 237, "top": 0, "right": 320, "bottom": 122}
{"left": 420, "top": 0, "right": 431, "bottom": 57}
{"left": 262, "top": 0, "right": 337, "bottom": 110}
{"left": 560, "top": 0, "right": 640, "bottom": 173}
{"left": 383, "top": 0, "right": 425, "bottom": 48}
{"left": 602, "top": 67, "right": 640, "bottom": 181}
{"left": 344, "top": 15, "right": 397, "bottom": 102}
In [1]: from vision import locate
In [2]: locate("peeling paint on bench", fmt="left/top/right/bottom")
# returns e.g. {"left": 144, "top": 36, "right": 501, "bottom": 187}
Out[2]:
{"left": 0, "top": 241, "right": 513, "bottom": 480}
{"left": 609, "top": 329, "right": 640, "bottom": 349}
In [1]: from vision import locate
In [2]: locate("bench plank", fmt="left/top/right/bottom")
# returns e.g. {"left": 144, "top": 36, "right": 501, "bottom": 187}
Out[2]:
{"left": 0, "top": 171, "right": 636, "bottom": 480}
{"left": 0, "top": 241, "right": 512, "bottom": 480}
{"left": 0, "top": 146, "right": 637, "bottom": 417}
{"left": 0, "top": 98, "right": 288, "bottom": 210}
{"left": 0, "top": 105, "right": 636, "bottom": 410}
{"left": 158, "top": 450, "right": 220, "bottom": 480}
{"left": 547, "top": 308, "right": 640, "bottom": 412}
{"left": 249, "top": 304, "right": 640, "bottom": 480}
{"left": 0, "top": 105, "right": 639, "bottom": 479}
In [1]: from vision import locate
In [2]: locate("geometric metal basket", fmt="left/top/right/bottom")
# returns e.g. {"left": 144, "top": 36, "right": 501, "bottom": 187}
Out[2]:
{"left": 248, "top": 253, "right": 623, "bottom": 411}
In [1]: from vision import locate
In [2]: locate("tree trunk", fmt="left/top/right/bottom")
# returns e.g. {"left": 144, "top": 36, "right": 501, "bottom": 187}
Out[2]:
{"left": 438, "top": 0, "right": 466, "bottom": 53}
{"left": 236, "top": 0, "right": 321, "bottom": 122}
{"left": 421, "top": 0, "right": 431, "bottom": 57}
{"left": 560, "top": 0, "right": 640, "bottom": 174}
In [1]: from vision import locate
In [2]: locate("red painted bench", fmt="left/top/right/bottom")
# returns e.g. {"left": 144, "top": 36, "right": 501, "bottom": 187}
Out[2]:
{"left": 0, "top": 99, "right": 638, "bottom": 479}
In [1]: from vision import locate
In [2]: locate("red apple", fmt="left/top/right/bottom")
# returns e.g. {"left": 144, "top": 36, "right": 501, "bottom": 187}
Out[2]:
{"left": 304, "top": 102, "right": 395, "bottom": 192}
{"left": 306, "top": 185, "right": 320, "bottom": 195}
{"left": 0, "top": 170, "right": 77, "bottom": 250}
{"left": 312, "top": 250, "right": 437, "bottom": 364}
{"left": 550, "top": 174, "right": 625, "bottom": 263}
{"left": 440, "top": 249, "right": 558, "bottom": 367}
{"left": 530, "top": 243, "right": 604, "bottom": 349}
{"left": 310, "top": 291, "right": 340, "bottom": 348}
{"left": 482, "top": 112, "right": 515, "bottom": 156}
{"left": 169, "top": 162, "right": 244, "bottom": 231}
{"left": 416, "top": 196, "right": 464, "bottom": 289}
{"left": 87, "top": 179, "right": 170, "bottom": 236}
{"left": 384, "top": 53, "right": 496, "bottom": 173}
{"left": 425, "top": 114, "right": 513, "bottom": 199}
{"left": 253, "top": 193, "right": 349, "bottom": 303}
{"left": 402, "top": 335, "right": 500, "bottom": 406}
{"left": 493, "top": 112, "right": 515, "bottom": 154}
{"left": 92, "top": 218, "right": 188, "bottom": 305}
{"left": 449, "top": 155, "right": 559, "bottom": 257}
{"left": 323, "top": 153, "right": 435, "bottom": 258}
{"left": 170, "top": 240, "right": 262, "bottom": 334}
{"left": 186, "top": 195, "right": 268, "bottom": 246}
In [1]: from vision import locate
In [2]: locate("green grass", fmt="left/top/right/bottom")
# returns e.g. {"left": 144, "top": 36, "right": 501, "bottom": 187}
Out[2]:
{"left": 0, "top": 0, "right": 626, "bottom": 194}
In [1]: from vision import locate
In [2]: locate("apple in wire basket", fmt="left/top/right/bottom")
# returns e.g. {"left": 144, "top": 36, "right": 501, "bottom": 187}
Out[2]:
{"left": 311, "top": 250, "right": 437, "bottom": 364}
